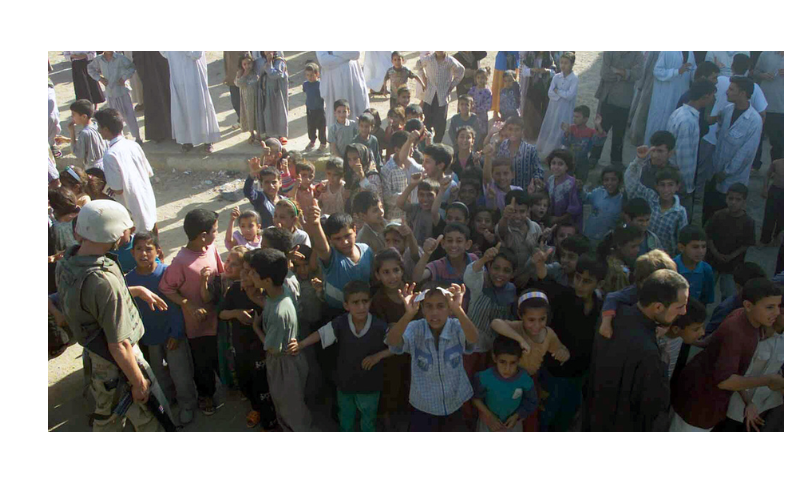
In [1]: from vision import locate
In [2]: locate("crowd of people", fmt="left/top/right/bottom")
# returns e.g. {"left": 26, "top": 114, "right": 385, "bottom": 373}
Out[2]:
{"left": 47, "top": 51, "right": 783, "bottom": 433}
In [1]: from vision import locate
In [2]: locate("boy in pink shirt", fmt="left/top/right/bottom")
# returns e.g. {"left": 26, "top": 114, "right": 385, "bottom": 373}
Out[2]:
{"left": 159, "top": 208, "right": 225, "bottom": 416}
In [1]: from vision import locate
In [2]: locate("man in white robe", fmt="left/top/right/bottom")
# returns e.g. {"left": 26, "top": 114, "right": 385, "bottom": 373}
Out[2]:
{"left": 160, "top": 51, "right": 221, "bottom": 153}
{"left": 363, "top": 51, "right": 393, "bottom": 93}
{"left": 316, "top": 52, "right": 370, "bottom": 126}
{"left": 644, "top": 51, "right": 695, "bottom": 144}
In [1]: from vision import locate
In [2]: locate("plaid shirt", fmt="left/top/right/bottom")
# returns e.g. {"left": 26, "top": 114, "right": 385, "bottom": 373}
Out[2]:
{"left": 380, "top": 155, "right": 424, "bottom": 220}
{"left": 711, "top": 104, "right": 763, "bottom": 194}
{"left": 666, "top": 104, "right": 700, "bottom": 193}
{"left": 418, "top": 53, "right": 465, "bottom": 107}
{"left": 624, "top": 157, "right": 687, "bottom": 256}
{"left": 388, "top": 317, "right": 475, "bottom": 415}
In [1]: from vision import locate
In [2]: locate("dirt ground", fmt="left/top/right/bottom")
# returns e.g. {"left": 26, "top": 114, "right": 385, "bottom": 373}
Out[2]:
{"left": 47, "top": 51, "right": 781, "bottom": 432}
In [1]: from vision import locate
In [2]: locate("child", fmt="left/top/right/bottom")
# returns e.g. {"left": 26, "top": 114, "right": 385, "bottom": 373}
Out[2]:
{"left": 583, "top": 166, "right": 624, "bottom": 245}
{"left": 67, "top": 99, "right": 107, "bottom": 169}
{"left": 705, "top": 182, "right": 756, "bottom": 301}
{"left": 561, "top": 105, "right": 607, "bottom": 182}
{"left": 706, "top": 262, "right": 767, "bottom": 336}
{"left": 381, "top": 131, "right": 420, "bottom": 221}
{"left": 662, "top": 297, "right": 707, "bottom": 381}
{"left": 623, "top": 197, "right": 663, "bottom": 256}
{"left": 484, "top": 156, "right": 522, "bottom": 212}
{"left": 472, "top": 336, "right": 538, "bottom": 431}
{"left": 48, "top": 187, "right": 80, "bottom": 253}
{"left": 468, "top": 67, "right": 493, "bottom": 146}
{"left": 351, "top": 190, "right": 385, "bottom": 248}
{"left": 597, "top": 249, "right": 677, "bottom": 339}
{"left": 384, "top": 106, "right": 406, "bottom": 158}
{"left": 386, "top": 283, "right": 479, "bottom": 431}
{"left": 529, "top": 191, "right": 551, "bottom": 229}
{"left": 217, "top": 248, "right": 275, "bottom": 430}
{"left": 496, "top": 190, "right": 542, "bottom": 287}
{"left": 344, "top": 143, "right": 382, "bottom": 206}
{"left": 545, "top": 149, "right": 583, "bottom": 232}
{"left": 256, "top": 51, "right": 289, "bottom": 144}
{"left": 306, "top": 209, "right": 374, "bottom": 311}
{"left": 288, "top": 281, "right": 392, "bottom": 432}
{"left": 675, "top": 225, "right": 715, "bottom": 305}
{"left": 235, "top": 53, "right": 259, "bottom": 144}
{"left": 366, "top": 108, "right": 387, "bottom": 156}
{"left": 382, "top": 222, "right": 422, "bottom": 279}
{"left": 397, "top": 176, "right": 444, "bottom": 247}
{"left": 87, "top": 51, "right": 142, "bottom": 144}
{"left": 498, "top": 70, "right": 521, "bottom": 120}
{"left": 759, "top": 158, "right": 783, "bottom": 247}
{"left": 671, "top": 278, "right": 783, "bottom": 432}
{"left": 243, "top": 162, "right": 285, "bottom": 228}
{"left": 278, "top": 151, "right": 298, "bottom": 197}
{"left": 448, "top": 95, "right": 479, "bottom": 146}
{"left": 638, "top": 131, "right": 676, "bottom": 192}
{"left": 328, "top": 99, "right": 358, "bottom": 159}
{"left": 535, "top": 233, "right": 592, "bottom": 289}
{"left": 456, "top": 176, "right": 484, "bottom": 221}
{"left": 274, "top": 199, "right": 311, "bottom": 248}
{"left": 413, "top": 223, "right": 477, "bottom": 285}
{"left": 292, "top": 161, "right": 317, "bottom": 221}
{"left": 225, "top": 206, "right": 262, "bottom": 251}
{"left": 537, "top": 52, "right": 578, "bottom": 158}
{"left": 396, "top": 85, "right": 412, "bottom": 111}
{"left": 248, "top": 248, "right": 314, "bottom": 431}
{"left": 470, "top": 206, "right": 497, "bottom": 255}
{"left": 126, "top": 232, "right": 196, "bottom": 426}
{"left": 159, "top": 209, "right": 225, "bottom": 416}
{"left": 317, "top": 158, "right": 346, "bottom": 217}
{"left": 625, "top": 147, "right": 688, "bottom": 256}
{"left": 489, "top": 116, "right": 545, "bottom": 190}
{"left": 596, "top": 225, "right": 643, "bottom": 294}
{"left": 383, "top": 52, "right": 424, "bottom": 108}
{"left": 451, "top": 126, "right": 483, "bottom": 180}
{"left": 352, "top": 113, "right": 383, "bottom": 167}
{"left": 428, "top": 200, "right": 471, "bottom": 261}
{"left": 302, "top": 62, "right": 327, "bottom": 152}
{"left": 59, "top": 165, "right": 92, "bottom": 207}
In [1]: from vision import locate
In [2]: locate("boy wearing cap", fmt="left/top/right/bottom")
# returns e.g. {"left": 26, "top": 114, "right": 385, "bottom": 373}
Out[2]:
{"left": 56, "top": 200, "right": 166, "bottom": 432}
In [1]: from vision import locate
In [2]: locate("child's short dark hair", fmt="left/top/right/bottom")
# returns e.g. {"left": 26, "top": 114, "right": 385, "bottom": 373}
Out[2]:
{"left": 239, "top": 209, "right": 261, "bottom": 225}
{"left": 492, "top": 335, "right": 522, "bottom": 358}
{"left": 183, "top": 208, "right": 219, "bottom": 241}
{"left": 343, "top": 280, "right": 371, "bottom": 302}
{"left": 561, "top": 51, "right": 576, "bottom": 64}
{"left": 405, "top": 104, "right": 424, "bottom": 117}
{"left": 358, "top": 112, "right": 375, "bottom": 127}
{"left": 366, "top": 108, "right": 382, "bottom": 127}
{"left": 387, "top": 106, "right": 406, "bottom": 122}
{"left": 695, "top": 61, "right": 720, "bottom": 80}
{"left": 304, "top": 62, "right": 320, "bottom": 75}
{"left": 418, "top": 178, "right": 440, "bottom": 194}
{"left": 391, "top": 51, "right": 403, "bottom": 60}
{"left": 598, "top": 225, "right": 644, "bottom": 260}
{"left": 633, "top": 249, "right": 677, "bottom": 287}
{"left": 391, "top": 130, "right": 411, "bottom": 149}
{"left": 250, "top": 248, "right": 289, "bottom": 286}
{"left": 600, "top": 165, "right": 623, "bottom": 183}
{"left": 530, "top": 191, "right": 549, "bottom": 206}
{"left": 673, "top": 297, "right": 707, "bottom": 329}
{"left": 261, "top": 226, "right": 293, "bottom": 254}
{"left": 475, "top": 67, "right": 491, "bottom": 78}
{"left": 649, "top": 130, "right": 676, "bottom": 151}
{"left": 560, "top": 235, "right": 592, "bottom": 256}
{"left": 396, "top": 85, "right": 411, "bottom": 97}
{"left": 460, "top": 176, "right": 482, "bottom": 194}
{"left": 259, "top": 166, "right": 281, "bottom": 181}
{"left": 295, "top": 161, "right": 315, "bottom": 176}
{"left": 624, "top": 197, "right": 652, "bottom": 219}
{"left": 458, "top": 94, "right": 474, "bottom": 105}
{"left": 574, "top": 105, "right": 590, "bottom": 118}
{"left": 518, "top": 289, "right": 550, "bottom": 316}
{"left": 731, "top": 53, "right": 751, "bottom": 76}
{"left": 94, "top": 108, "right": 124, "bottom": 136}
{"left": 505, "top": 189, "right": 530, "bottom": 207}
{"left": 456, "top": 125, "right": 476, "bottom": 140}
{"left": 733, "top": 262, "right": 767, "bottom": 288}
{"left": 69, "top": 99, "right": 94, "bottom": 118}
{"left": 742, "top": 278, "right": 782, "bottom": 305}
{"left": 546, "top": 149, "right": 575, "bottom": 173}
{"left": 404, "top": 118, "right": 424, "bottom": 132}
{"left": 132, "top": 231, "right": 160, "bottom": 250}
{"left": 638, "top": 269, "right": 690, "bottom": 308}
{"left": 505, "top": 116, "right": 524, "bottom": 129}
{"left": 678, "top": 225, "right": 707, "bottom": 246}
{"left": 575, "top": 253, "right": 608, "bottom": 282}
{"left": 333, "top": 99, "right": 350, "bottom": 111}
{"left": 655, "top": 166, "right": 682, "bottom": 185}
{"left": 446, "top": 202, "right": 470, "bottom": 221}
{"left": 689, "top": 79, "right": 716, "bottom": 101}
{"left": 492, "top": 156, "right": 513, "bottom": 172}
{"left": 493, "top": 247, "right": 519, "bottom": 270}
{"left": 727, "top": 182, "right": 749, "bottom": 198}
{"left": 352, "top": 190, "right": 381, "bottom": 214}
{"left": 323, "top": 212, "right": 355, "bottom": 238}
{"left": 443, "top": 222, "right": 470, "bottom": 240}
{"left": 502, "top": 69, "right": 517, "bottom": 81}
{"left": 423, "top": 144, "right": 453, "bottom": 169}
{"left": 325, "top": 158, "right": 344, "bottom": 176}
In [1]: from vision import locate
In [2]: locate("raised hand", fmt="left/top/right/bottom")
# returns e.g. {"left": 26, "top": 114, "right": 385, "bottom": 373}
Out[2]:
{"left": 247, "top": 156, "right": 262, "bottom": 174}
{"left": 423, "top": 235, "right": 443, "bottom": 255}
{"left": 311, "top": 277, "right": 324, "bottom": 294}
{"left": 200, "top": 266, "right": 212, "bottom": 288}
{"left": 397, "top": 223, "right": 413, "bottom": 238}
{"left": 308, "top": 205, "right": 322, "bottom": 226}
{"left": 483, "top": 242, "right": 502, "bottom": 262}
{"left": 230, "top": 206, "right": 240, "bottom": 222}
{"left": 409, "top": 172, "right": 426, "bottom": 187}
{"left": 533, "top": 178, "right": 546, "bottom": 192}
{"left": 636, "top": 145, "right": 650, "bottom": 159}
{"left": 560, "top": 122, "right": 570, "bottom": 133}
{"left": 502, "top": 197, "right": 517, "bottom": 220}
{"left": 446, "top": 283, "right": 467, "bottom": 313}
{"left": 397, "top": 282, "right": 420, "bottom": 315}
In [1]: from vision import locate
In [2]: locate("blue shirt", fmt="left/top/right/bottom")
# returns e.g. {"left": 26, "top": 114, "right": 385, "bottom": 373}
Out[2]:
{"left": 303, "top": 80, "right": 324, "bottom": 111}
{"left": 125, "top": 263, "right": 185, "bottom": 346}
{"left": 388, "top": 317, "right": 475, "bottom": 416}
{"left": 583, "top": 187, "right": 624, "bottom": 243}
{"left": 674, "top": 254, "right": 715, "bottom": 305}
{"left": 321, "top": 243, "right": 374, "bottom": 309}
{"left": 243, "top": 175, "right": 284, "bottom": 228}
{"left": 472, "top": 367, "right": 537, "bottom": 422}
{"left": 494, "top": 51, "right": 520, "bottom": 71}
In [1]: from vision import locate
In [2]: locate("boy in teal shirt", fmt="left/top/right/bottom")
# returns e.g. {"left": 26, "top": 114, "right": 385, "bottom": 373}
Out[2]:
{"left": 674, "top": 225, "right": 715, "bottom": 306}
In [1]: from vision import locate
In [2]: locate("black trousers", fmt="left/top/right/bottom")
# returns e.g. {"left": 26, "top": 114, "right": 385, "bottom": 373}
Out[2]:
{"left": 423, "top": 94, "right": 449, "bottom": 143}
{"left": 229, "top": 85, "right": 241, "bottom": 122}
{"left": 409, "top": 407, "right": 468, "bottom": 432}
{"left": 307, "top": 108, "right": 327, "bottom": 144}
{"left": 231, "top": 326, "right": 278, "bottom": 429}
{"left": 753, "top": 112, "right": 784, "bottom": 170}
{"left": 591, "top": 101, "right": 631, "bottom": 165}
{"left": 702, "top": 182, "right": 728, "bottom": 226}
{"left": 189, "top": 335, "right": 219, "bottom": 399}
{"left": 712, "top": 405, "right": 783, "bottom": 432}
{"left": 760, "top": 185, "right": 784, "bottom": 243}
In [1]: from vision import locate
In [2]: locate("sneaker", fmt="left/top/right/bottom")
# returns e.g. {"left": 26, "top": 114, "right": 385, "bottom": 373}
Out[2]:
{"left": 179, "top": 408, "right": 194, "bottom": 425}
{"left": 316, "top": 144, "right": 328, "bottom": 153}
{"left": 199, "top": 397, "right": 216, "bottom": 416}
{"left": 304, "top": 142, "right": 315, "bottom": 152}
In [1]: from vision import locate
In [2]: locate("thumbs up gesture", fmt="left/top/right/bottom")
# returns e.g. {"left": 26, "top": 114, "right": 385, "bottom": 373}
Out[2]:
{"left": 423, "top": 234, "right": 443, "bottom": 255}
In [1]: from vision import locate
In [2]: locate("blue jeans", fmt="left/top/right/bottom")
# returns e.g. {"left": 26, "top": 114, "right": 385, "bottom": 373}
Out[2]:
{"left": 337, "top": 390, "right": 380, "bottom": 432}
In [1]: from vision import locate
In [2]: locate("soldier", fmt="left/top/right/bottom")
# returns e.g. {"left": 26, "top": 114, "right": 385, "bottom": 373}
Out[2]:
{"left": 56, "top": 200, "right": 167, "bottom": 432}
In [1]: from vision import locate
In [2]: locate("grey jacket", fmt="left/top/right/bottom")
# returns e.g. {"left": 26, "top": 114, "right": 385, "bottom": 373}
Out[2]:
{"left": 594, "top": 51, "right": 645, "bottom": 109}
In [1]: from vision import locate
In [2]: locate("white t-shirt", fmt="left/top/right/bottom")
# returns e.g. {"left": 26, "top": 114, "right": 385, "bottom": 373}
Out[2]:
{"left": 102, "top": 135, "right": 157, "bottom": 231}
{"left": 703, "top": 76, "right": 768, "bottom": 145}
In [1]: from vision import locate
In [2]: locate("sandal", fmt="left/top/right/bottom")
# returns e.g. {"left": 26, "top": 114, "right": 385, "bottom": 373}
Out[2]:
{"left": 246, "top": 410, "right": 261, "bottom": 429}
{"left": 204, "top": 143, "right": 214, "bottom": 154}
